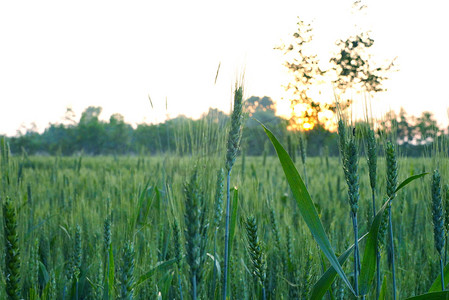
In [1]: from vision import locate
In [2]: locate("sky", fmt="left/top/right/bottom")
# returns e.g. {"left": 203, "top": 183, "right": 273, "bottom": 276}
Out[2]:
{"left": 1, "top": 0, "right": 448, "bottom": 136}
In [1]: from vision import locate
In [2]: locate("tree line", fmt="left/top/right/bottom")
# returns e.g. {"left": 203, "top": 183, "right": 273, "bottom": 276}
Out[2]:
{"left": 2, "top": 98, "right": 447, "bottom": 157}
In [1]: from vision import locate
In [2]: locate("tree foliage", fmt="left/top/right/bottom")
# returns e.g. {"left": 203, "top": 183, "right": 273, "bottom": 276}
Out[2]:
{"left": 276, "top": 19, "right": 332, "bottom": 131}
{"left": 380, "top": 109, "right": 442, "bottom": 147}
{"left": 277, "top": 2, "right": 395, "bottom": 131}
{"left": 330, "top": 31, "right": 395, "bottom": 95}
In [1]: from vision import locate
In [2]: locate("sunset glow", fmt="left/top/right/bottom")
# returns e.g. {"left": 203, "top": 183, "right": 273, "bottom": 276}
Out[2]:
{"left": 287, "top": 119, "right": 315, "bottom": 131}
{"left": 285, "top": 102, "right": 337, "bottom": 132}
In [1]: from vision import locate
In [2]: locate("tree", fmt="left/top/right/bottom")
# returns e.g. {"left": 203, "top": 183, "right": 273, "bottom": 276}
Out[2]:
{"left": 201, "top": 108, "right": 228, "bottom": 126}
{"left": 245, "top": 96, "right": 276, "bottom": 116}
{"left": 380, "top": 109, "right": 441, "bottom": 146}
{"left": 396, "top": 108, "right": 415, "bottom": 145}
{"left": 42, "top": 124, "right": 77, "bottom": 155}
{"left": 278, "top": 2, "right": 395, "bottom": 132}
{"left": 77, "top": 106, "right": 106, "bottom": 154}
{"left": 330, "top": 1, "right": 395, "bottom": 99}
{"left": 330, "top": 32, "right": 395, "bottom": 96}
{"left": 104, "top": 114, "right": 132, "bottom": 154}
{"left": 63, "top": 106, "right": 77, "bottom": 125}
{"left": 243, "top": 96, "right": 286, "bottom": 155}
{"left": 276, "top": 18, "right": 331, "bottom": 131}
{"left": 79, "top": 106, "right": 102, "bottom": 124}
{"left": 415, "top": 111, "right": 439, "bottom": 144}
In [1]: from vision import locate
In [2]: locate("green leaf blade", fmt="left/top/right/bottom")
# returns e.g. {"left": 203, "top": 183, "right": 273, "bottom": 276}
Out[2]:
{"left": 429, "top": 262, "right": 449, "bottom": 292}
{"left": 379, "top": 275, "right": 387, "bottom": 300}
{"left": 228, "top": 187, "right": 239, "bottom": 259}
{"left": 311, "top": 232, "right": 368, "bottom": 300}
{"left": 135, "top": 258, "right": 178, "bottom": 288}
{"left": 394, "top": 173, "right": 428, "bottom": 194}
{"left": 226, "top": 187, "right": 239, "bottom": 297}
{"left": 359, "top": 199, "right": 391, "bottom": 295}
{"left": 404, "top": 291, "right": 449, "bottom": 300}
{"left": 261, "top": 123, "right": 354, "bottom": 295}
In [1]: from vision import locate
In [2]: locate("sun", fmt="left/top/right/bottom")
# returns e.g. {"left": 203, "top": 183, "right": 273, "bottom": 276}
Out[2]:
{"left": 275, "top": 93, "right": 337, "bottom": 132}
{"left": 285, "top": 102, "right": 336, "bottom": 132}
{"left": 302, "top": 122, "right": 313, "bottom": 130}
{"left": 287, "top": 118, "right": 315, "bottom": 131}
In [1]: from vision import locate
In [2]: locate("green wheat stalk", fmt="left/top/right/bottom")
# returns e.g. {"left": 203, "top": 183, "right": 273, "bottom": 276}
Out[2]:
{"left": 223, "top": 85, "right": 244, "bottom": 300}
{"left": 173, "top": 219, "right": 184, "bottom": 300}
{"left": 212, "top": 168, "right": 224, "bottom": 297}
{"left": 431, "top": 170, "right": 445, "bottom": 290}
{"left": 3, "top": 197, "right": 21, "bottom": 300}
{"left": 444, "top": 184, "right": 449, "bottom": 265}
{"left": 344, "top": 138, "right": 361, "bottom": 296}
{"left": 184, "top": 169, "right": 207, "bottom": 300}
{"left": 120, "top": 241, "right": 135, "bottom": 299}
{"left": 244, "top": 216, "right": 266, "bottom": 300}
{"left": 385, "top": 141, "right": 398, "bottom": 300}
{"left": 366, "top": 128, "right": 380, "bottom": 299}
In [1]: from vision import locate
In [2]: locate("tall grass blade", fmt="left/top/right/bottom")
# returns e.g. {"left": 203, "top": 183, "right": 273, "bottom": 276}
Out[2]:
{"left": 379, "top": 275, "right": 387, "bottom": 300}
{"left": 226, "top": 188, "right": 239, "bottom": 298}
{"left": 105, "top": 246, "right": 115, "bottom": 300}
{"left": 39, "top": 261, "right": 50, "bottom": 286}
{"left": 310, "top": 232, "right": 368, "bottom": 300}
{"left": 135, "top": 258, "right": 178, "bottom": 288}
{"left": 404, "top": 291, "right": 449, "bottom": 299}
{"left": 429, "top": 262, "right": 449, "bottom": 292}
{"left": 260, "top": 123, "right": 355, "bottom": 295}
{"left": 207, "top": 253, "right": 221, "bottom": 280}
{"left": 130, "top": 180, "right": 152, "bottom": 233}
{"left": 359, "top": 199, "right": 392, "bottom": 295}
{"left": 228, "top": 188, "right": 239, "bottom": 259}
{"left": 394, "top": 173, "right": 428, "bottom": 194}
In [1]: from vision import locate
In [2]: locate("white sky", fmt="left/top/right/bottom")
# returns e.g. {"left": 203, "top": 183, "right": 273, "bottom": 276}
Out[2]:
{"left": 1, "top": 0, "right": 448, "bottom": 136}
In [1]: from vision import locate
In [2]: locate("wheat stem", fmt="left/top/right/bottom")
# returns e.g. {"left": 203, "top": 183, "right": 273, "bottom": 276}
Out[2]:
{"left": 388, "top": 207, "right": 396, "bottom": 300}
{"left": 223, "top": 170, "right": 231, "bottom": 300}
